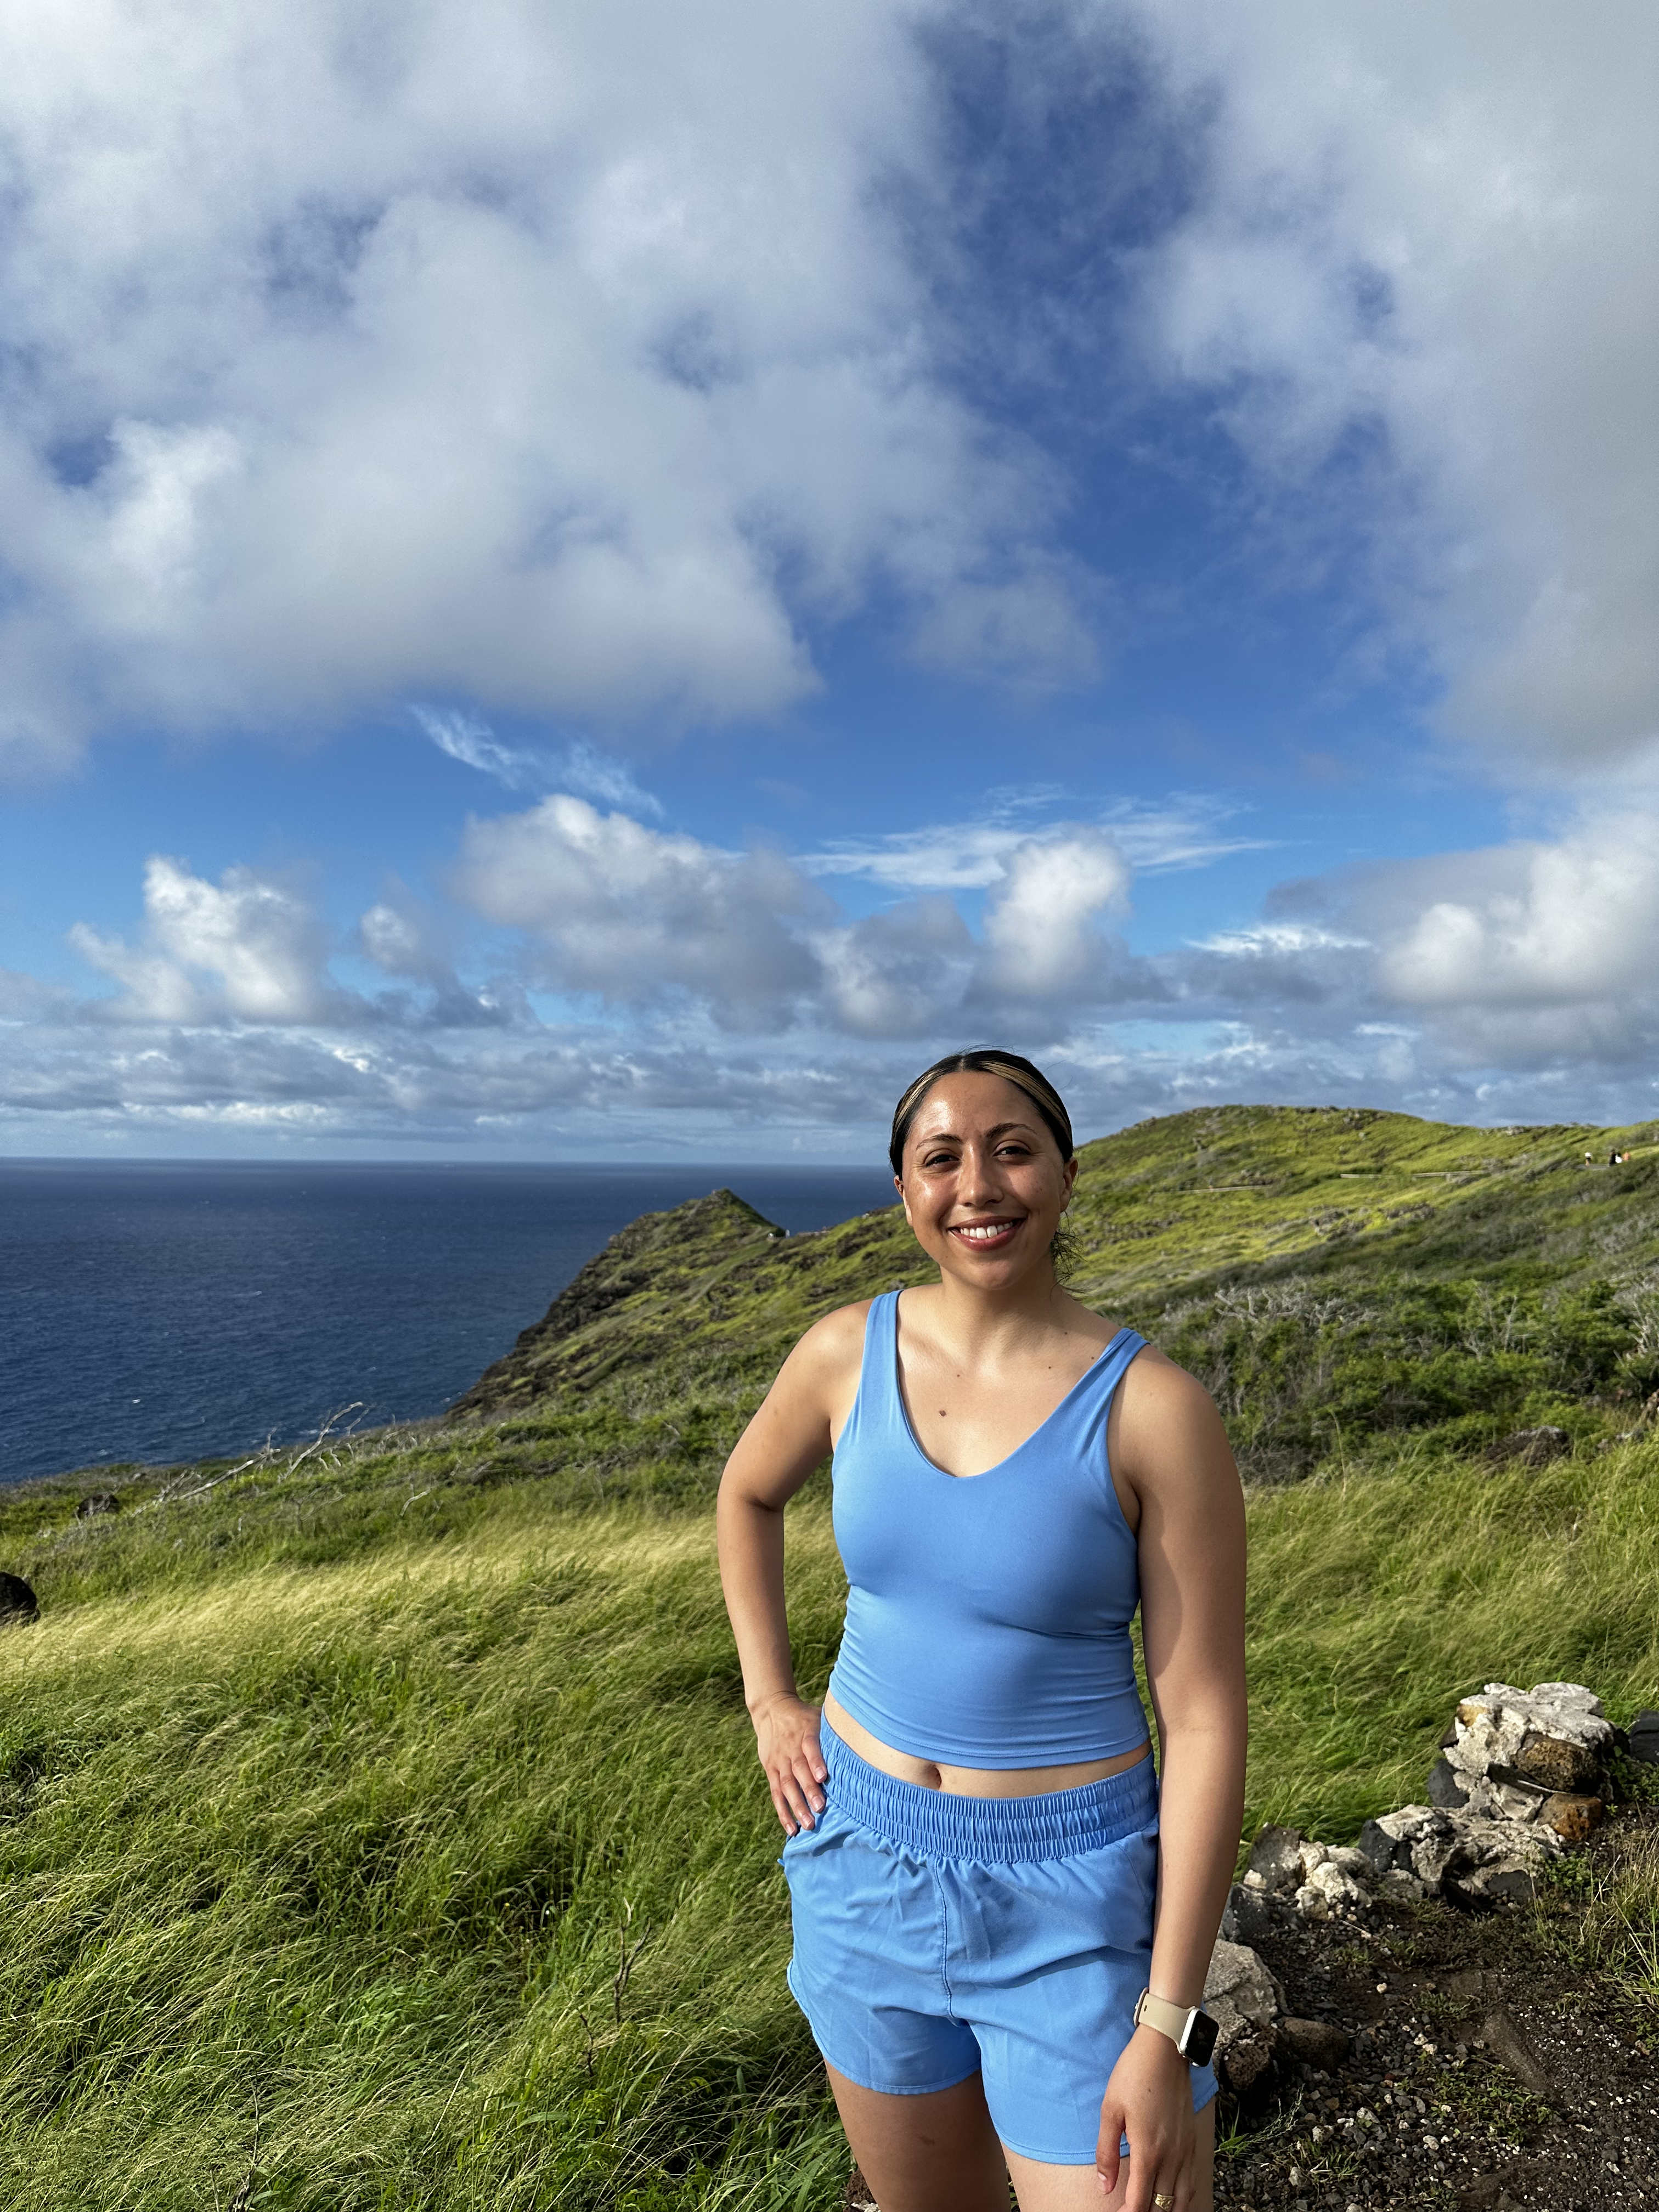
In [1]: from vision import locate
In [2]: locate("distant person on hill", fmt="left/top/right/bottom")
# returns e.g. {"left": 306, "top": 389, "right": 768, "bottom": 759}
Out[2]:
{"left": 719, "top": 1049, "right": 1247, "bottom": 2212}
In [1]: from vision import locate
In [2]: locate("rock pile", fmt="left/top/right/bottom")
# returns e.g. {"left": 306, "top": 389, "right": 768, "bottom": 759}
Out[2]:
{"left": 1205, "top": 1679, "right": 1631, "bottom": 2098}
{"left": 1427, "top": 1679, "right": 1613, "bottom": 1829}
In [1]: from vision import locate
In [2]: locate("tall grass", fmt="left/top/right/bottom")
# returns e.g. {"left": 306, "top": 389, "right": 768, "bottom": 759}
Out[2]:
{"left": 1241, "top": 1434, "right": 1659, "bottom": 1838}
{"left": 0, "top": 1428, "right": 1655, "bottom": 2207}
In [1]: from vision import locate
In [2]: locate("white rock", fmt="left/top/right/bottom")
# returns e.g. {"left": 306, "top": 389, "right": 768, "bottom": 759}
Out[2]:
{"left": 1307, "top": 1860, "right": 1368, "bottom": 1913}
{"left": 1245, "top": 1826, "right": 1310, "bottom": 1895}
{"left": 1294, "top": 1882, "right": 1329, "bottom": 1921}
{"left": 1456, "top": 1775, "right": 1551, "bottom": 1824}
{"left": 1358, "top": 1802, "right": 1561, "bottom": 1901}
{"left": 1444, "top": 1681, "right": 1613, "bottom": 1805}
{"left": 1379, "top": 1869, "right": 1425, "bottom": 1901}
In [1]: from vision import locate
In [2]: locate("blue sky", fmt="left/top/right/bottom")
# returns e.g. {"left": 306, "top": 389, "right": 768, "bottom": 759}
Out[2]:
{"left": 1, "top": 1, "right": 1656, "bottom": 1159}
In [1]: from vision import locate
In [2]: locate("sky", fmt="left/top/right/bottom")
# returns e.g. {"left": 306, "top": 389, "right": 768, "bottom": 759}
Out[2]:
{"left": 1, "top": 0, "right": 1657, "bottom": 1161}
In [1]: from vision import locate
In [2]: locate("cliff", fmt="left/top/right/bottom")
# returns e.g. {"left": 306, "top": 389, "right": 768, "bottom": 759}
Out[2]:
{"left": 452, "top": 1104, "right": 1659, "bottom": 1479}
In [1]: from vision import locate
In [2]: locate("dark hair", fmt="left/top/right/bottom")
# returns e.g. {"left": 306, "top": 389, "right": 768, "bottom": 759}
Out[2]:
{"left": 888, "top": 1049, "right": 1075, "bottom": 1177}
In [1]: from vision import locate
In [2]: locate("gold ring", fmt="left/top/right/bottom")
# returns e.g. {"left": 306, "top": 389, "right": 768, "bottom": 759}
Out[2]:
{"left": 1153, "top": 2198, "right": 1175, "bottom": 2210}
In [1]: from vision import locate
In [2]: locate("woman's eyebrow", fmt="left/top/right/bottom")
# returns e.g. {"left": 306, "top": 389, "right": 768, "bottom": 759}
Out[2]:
{"left": 915, "top": 1119, "right": 1039, "bottom": 1143}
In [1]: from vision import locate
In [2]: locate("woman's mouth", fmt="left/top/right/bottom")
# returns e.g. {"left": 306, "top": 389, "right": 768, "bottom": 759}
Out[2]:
{"left": 947, "top": 1218, "right": 1022, "bottom": 1250}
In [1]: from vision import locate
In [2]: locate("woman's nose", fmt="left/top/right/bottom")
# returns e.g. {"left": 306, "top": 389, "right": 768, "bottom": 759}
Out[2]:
{"left": 956, "top": 1147, "right": 1003, "bottom": 1203}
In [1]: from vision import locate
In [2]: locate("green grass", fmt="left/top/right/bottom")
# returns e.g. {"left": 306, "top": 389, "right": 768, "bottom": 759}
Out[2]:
{"left": 0, "top": 1488, "right": 849, "bottom": 2210}
{"left": 1, "top": 1102, "right": 1657, "bottom": 2205}
{"left": 459, "top": 1107, "right": 1659, "bottom": 1486}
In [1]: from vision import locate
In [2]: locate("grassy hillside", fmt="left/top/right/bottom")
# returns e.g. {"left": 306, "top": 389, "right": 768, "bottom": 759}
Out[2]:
{"left": 460, "top": 1105, "right": 1659, "bottom": 1480}
{"left": 0, "top": 1104, "right": 1656, "bottom": 2209}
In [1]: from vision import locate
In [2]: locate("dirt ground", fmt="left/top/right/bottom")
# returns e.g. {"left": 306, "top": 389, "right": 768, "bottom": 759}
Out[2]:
{"left": 1212, "top": 1810, "right": 1658, "bottom": 2210}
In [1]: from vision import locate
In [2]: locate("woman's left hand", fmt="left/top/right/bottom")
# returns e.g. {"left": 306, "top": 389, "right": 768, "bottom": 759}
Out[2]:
{"left": 1094, "top": 2026, "right": 1206, "bottom": 2209}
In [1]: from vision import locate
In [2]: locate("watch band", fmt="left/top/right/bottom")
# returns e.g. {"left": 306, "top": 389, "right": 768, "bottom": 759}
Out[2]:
{"left": 1133, "top": 1987, "right": 1220, "bottom": 2068}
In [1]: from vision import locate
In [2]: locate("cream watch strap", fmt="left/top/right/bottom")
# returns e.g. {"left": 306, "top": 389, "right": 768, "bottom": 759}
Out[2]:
{"left": 1133, "top": 1987, "right": 1198, "bottom": 2054}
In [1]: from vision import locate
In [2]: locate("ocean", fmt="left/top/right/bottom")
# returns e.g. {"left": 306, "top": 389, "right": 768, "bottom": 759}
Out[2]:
{"left": 0, "top": 1160, "right": 899, "bottom": 1486}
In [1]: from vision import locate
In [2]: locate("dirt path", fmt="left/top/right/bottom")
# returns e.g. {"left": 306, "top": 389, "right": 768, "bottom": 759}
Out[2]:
{"left": 1214, "top": 1812, "right": 1657, "bottom": 2210}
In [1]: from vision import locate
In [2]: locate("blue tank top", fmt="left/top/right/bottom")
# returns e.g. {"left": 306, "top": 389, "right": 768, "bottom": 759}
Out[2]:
{"left": 825, "top": 1291, "right": 1150, "bottom": 1768}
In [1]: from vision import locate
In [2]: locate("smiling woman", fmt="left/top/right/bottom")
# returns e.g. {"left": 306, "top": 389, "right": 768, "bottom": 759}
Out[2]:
{"left": 887, "top": 1049, "right": 1081, "bottom": 1269}
{"left": 716, "top": 1049, "right": 1248, "bottom": 2212}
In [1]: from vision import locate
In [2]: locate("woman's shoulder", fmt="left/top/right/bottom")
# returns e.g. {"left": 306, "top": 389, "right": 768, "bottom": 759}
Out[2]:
{"left": 775, "top": 1296, "right": 880, "bottom": 1394}
{"left": 1113, "top": 1341, "right": 1238, "bottom": 1487}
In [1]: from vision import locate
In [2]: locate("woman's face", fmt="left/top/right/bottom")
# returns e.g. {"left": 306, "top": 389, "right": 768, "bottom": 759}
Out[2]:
{"left": 896, "top": 1071, "right": 1077, "bottom": 1289}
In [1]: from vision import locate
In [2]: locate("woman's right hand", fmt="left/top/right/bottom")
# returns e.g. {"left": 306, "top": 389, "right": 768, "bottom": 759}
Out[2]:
{"left": 751, "top": 1694, "right": 828, "bottom": 1835}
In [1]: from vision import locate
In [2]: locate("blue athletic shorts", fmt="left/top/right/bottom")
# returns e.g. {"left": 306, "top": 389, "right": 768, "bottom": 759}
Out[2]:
{"left": 782, "top": 1717, "right": 1218, "bottom": 2165}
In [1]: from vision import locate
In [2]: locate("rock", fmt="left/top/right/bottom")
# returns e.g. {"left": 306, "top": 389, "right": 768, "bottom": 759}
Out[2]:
{"left": 1541, "top": 1791, "right": 1604, "bottom": 1843}
{"left": 1486, "top": 1425, "right": 1570, "bottom": 1468}
{"left": 75, "top": 1493, "right": 120, "bottom": 1520}
{"left": 0, "top": 1574, "right": 38, "bottom": 1624}
{"left": 1278, "top": 2016, "right": 1351, "bottom": 2073}
{"left": 1426, "top": 1754, "right": 1470, "bottom": 1809}
{"left": 844, "top": 2168, "right": 878, "bottom": 2212}
{"left": 1358, "top": 1804, "right": 1464, "bottom": 1888}
{"left": 1220, "top": 1881, "right": 1279, "bottom": 1946}
{"left": 1451, "top": 1856, "right": 1540, "bottom": 1908}
{"left": 1302, "top": 1859, "right": 1368, "bottom": 1916}
{"left": 1248, "top": 1830, "right": 1375, "bottom": 1924}
{"left": 1244, "top": 1825, "right": 1308, "bottom": 1895}
{"left": 1358, "top": 1802, "right": 1560, "bottom": 1904}
{"left": 1204, "top": 1939, "right": 1282, "bottom": 2095}
{"left": 1324, "top": 1845, "right": 1373, "bottom": 1881}
{"left": 1479, "top": 2006, "right": 1562, "bottom": 2106}
{"left": 1441, "top": 1681, "right": 1613, "bottom": 1822}
{"left": 1378, "top": 1868, "right": 1425, "bottom": 1903}
{"left": 1510, "top": 1733, "right": 1602, "bottom": 1795}
{"left": 1624, "top": 1709, "right": 1659, "bottom": 1764}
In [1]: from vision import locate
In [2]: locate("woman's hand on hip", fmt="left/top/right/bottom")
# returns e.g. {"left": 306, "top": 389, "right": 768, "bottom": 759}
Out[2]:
{"left": 1096, "top": 2026, "right": 1206, "bottom": 2210}
{"left": 751, "top": 1694, "right": 828, "bottom": 1836}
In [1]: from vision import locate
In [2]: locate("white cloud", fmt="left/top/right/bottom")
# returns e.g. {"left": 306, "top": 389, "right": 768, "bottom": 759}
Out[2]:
{"left": 558, "top": 740, "right": 662, "bottom": 817}
{"left": 452, "top": 798, "right": 1143, "bottom": 1030}
{"left": 1375, "top": 812, "right": 1659, "bottom": 1014}
{"left": 1195, "top": 922, "right": 1367, "bottom": 958}
{"left": 0, "top": 0, "right": 1648, "bottom": 802}
{"left": 25, "top": 790, "right": 1659, "bottom": 1149}
{"left": 802, "top": 797, "right": 1263, "bottom": 890}
{"left": 412, "top": 708, "right": 541, "bottom": 789}
{"left": 413, "top": 709, "right": 663, "bottom": 814}
{"left": 0, "top": 0, "right": 1085, "bottom": 774}
{"left": 451, "top": 794, "right": 826, "bottom": 1026}
{"left": 1128, "top": 0, "right": 1659, "bottom": 771}
{"left": 71, "top": 856, "right": 339, "bottom": 1024}
{"left": 816, "top": 898, "right": 974, "bottom": 1037}
{"left": 980, "top": 833, "right": 1129, "bottom": 995}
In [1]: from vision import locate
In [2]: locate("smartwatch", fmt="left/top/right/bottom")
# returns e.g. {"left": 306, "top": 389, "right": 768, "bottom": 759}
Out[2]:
{"left": 1133, "top": 1987, "right": 1220, "bottom": 2068}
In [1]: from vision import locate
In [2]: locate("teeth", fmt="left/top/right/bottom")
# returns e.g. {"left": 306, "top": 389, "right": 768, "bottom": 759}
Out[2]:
{"left": 956, "top": 1223, "right": 1013, "bottom": 1240}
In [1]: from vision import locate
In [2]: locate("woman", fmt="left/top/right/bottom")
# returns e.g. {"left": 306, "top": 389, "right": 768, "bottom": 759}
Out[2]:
{"left": 717, "top": 1051, "right": 1246, "bottom": 2212}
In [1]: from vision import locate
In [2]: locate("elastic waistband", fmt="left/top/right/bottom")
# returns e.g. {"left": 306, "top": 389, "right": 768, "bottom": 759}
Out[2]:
{"left": 819, "top": 1717, "right": 1156, "bottom": 1861}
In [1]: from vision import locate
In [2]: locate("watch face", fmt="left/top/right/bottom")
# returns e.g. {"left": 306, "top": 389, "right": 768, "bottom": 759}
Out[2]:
{"left": 1184, "top": 2011, "right": 1219, "bottom": 2068}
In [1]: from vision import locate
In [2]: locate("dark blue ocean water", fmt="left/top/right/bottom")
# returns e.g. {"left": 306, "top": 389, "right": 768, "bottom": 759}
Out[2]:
{"left": 0, "top": 1161, "right": 898, "bottom": 1486}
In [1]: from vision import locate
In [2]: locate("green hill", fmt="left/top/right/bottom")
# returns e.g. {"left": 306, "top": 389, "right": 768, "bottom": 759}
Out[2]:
{"left": 458, "top": 1104, "right": 1659, "bottom": 1481}
{"left": 0, "top": 1105, "right": 1654, "bottom": 2210}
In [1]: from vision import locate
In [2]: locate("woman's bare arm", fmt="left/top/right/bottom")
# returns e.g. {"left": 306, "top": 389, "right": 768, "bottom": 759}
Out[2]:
{"left": 1127, "top": 1355, "right": 1248, "bottom": 2005}
{"left": 1097, "top": 1353, "right": 1248, "bottom": 2207}
{"left": 716, "top": 1304, "right": 867, "bottom": 1834}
